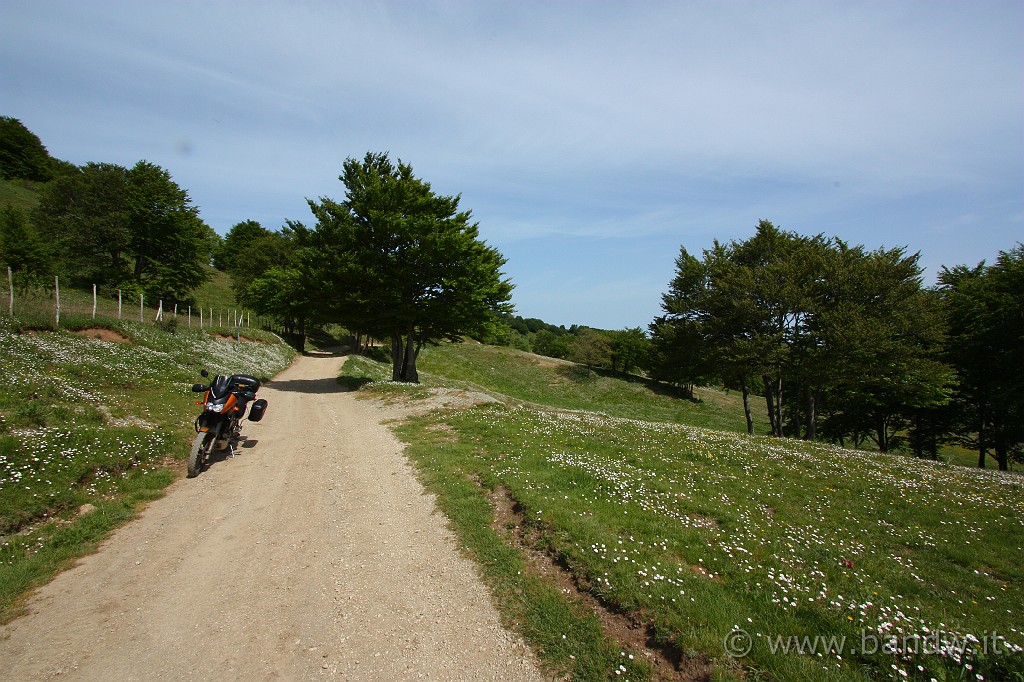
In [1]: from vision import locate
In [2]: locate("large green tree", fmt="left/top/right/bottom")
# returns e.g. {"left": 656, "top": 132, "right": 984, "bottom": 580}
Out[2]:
{"left": 33, "top": 162, "right": 132, "bottom": 284}
{"left": 938, "top": 246, "right": 1024, "bottom": 469}
{"left": 301, "top": 153, "right": 514, "bottom": 382}
{"left": 652, "top": 221, "right": 954, "bottom": 446}
{"left": 233, "top": 222, "right": 317, "bottom": 344}
{"left": 213, "top": 219, "right": 272, "bottom": 272}
{"left": 650, "top": 245, "right": 721, "bottom": 402}
{"left": 812, "top": 244, "right": 954, "bottom": 451}
{"left": 0, "top": 204, "right": 50, "bottom": 289}
{"left": 608, "top": 327, "right": 651, "bottom": 375}
{"left": 33, "top": 160, "right": 215, "bottom": 301}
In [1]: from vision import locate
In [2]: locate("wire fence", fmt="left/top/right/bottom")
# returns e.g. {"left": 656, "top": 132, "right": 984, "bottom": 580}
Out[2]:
{"left": 2, "top": 268, "right": 263, "bottom": 331}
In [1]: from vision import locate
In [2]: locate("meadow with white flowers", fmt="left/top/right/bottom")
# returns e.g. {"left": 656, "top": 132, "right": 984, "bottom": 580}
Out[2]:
{"left": 0, "top": 315, "right": 293, "bottom": 615}
{"left": 351, "top": 345, "right": 1024, "bottom": 682}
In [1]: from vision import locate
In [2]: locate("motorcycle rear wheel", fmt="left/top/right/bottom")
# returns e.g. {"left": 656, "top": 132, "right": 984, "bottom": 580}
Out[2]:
{"left": 188, "top": 432, "right": 212, "bottom": 478}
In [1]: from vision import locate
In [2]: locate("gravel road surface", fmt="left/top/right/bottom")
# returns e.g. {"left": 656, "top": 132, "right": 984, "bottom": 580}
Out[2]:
{"left": 0, "top": 352, "right": 544, "bottom": 681}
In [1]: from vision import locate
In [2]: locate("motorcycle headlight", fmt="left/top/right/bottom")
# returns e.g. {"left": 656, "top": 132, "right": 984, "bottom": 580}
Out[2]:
{"left": 206, "top": 403, "right": 224, "bottom": 412}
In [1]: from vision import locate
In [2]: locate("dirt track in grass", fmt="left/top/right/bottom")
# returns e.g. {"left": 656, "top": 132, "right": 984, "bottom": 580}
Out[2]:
{"left": 0, "top": 352, "right": 544, "bottom": 681}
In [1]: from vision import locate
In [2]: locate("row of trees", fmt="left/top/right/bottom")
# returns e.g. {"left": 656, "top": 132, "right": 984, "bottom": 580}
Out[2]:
{"left": 497, "top": 317, "right": 653, "bottom": 376}
{"left": 3, "top": 118, "right": 516, "bottom": 384}
{"left": 1, "top": 118, "right": 216, "bottom": 303}
{"left": 649, "top": 220, "right": 1022, "bottom": 468}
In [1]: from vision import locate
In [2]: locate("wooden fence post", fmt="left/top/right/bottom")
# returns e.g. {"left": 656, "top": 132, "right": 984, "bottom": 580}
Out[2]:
{"left": 92, "top": 284, "right": 97, "bottom": 319}
{"left": 140, "top": 293, "right": 144, "bottom": 322}
{"left": 155, "top": 300, "right": 163, "bottom": 322}
{"left": 118, "top": 289, "right": 122, "bottom": 319}
{"left": 188, "top": 305, "right": 192, "bottom": 327}
{"left": 54, "top": 275, "right": 60, "bottom": 330}
{"left": 7, "top": 266, "right": 12, "bottom": 316}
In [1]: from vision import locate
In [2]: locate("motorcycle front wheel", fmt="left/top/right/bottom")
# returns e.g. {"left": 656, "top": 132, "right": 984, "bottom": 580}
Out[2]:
{"left": 188, "top": 432, "right": 213, "bottom": 478}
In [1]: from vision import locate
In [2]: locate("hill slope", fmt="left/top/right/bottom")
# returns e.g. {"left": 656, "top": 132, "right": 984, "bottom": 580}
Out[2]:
{"left": 347, "top": 341, "right": 769, "bottom": 434}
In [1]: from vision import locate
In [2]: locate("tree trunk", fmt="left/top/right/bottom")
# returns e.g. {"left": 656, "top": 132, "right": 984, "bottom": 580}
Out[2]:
{"left": 402, "top": 322, "right": 419, "bottom": 383}
{"left": 995, "top": 431, "right": 1009, "bottom": 471}
{"left": 913, "top": 412, "right": 923, "bottom": 458}
{"left": 776, "top": 376, "right": 784, "bottom": 437}
{"left": 792, "top": 382, "right": 803, "bottom": 441}
{"left": 805, "top": 388, "right": 817, "bottom": 440}
{"left": 763, "top": 375, "right": 784, "bottom": 437}
{"left": 762, "top": 376, "right": 777, "bottom": 436}
{"left": 877, "top": 417, "right": 889, "bottom": 453}
{"left": 391, "top": 331, "right": 403, "bottom": 381}
{"left": 978, "top": 399, "right": 987, "bottom": 469}
{"left": 740, "top": 374, "right": 754, "bottom": 435}
{"left": 928, "top": 423, "right": 938, "bottom": 460}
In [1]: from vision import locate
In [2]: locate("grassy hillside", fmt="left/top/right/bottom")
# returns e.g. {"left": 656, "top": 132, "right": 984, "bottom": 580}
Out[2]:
{"left": 351, "top": 342, "right": 770, "bottom": 434}
{"left": 341, "top": 343, "right": 1024, "bottom": 682}
{"left": 0, "top": 177, "right": 42, "bottom": 211}
{"left": 0, "top": 315, "right": 293, "bottom": 619}
{"left": 192, "top": 265, "right": 237, "bottom": 309}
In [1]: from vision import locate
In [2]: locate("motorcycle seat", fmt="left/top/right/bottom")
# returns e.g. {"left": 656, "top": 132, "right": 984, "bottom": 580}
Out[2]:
{"left": 229, "top": 374, "right": 261, "bottom": 393}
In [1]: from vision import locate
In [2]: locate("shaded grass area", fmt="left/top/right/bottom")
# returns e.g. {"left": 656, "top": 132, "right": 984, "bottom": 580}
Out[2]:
{"left": 344, "top": 345, "right": 1024, "bottom": 681}
{"left": 191, "top": 265, "right": 237, "bottom": 310}
{"left": 0, "top": 314, "right": 294, "bottom": 619}
{"left": 0, "top": 177, "right": 41, "bottom": 210}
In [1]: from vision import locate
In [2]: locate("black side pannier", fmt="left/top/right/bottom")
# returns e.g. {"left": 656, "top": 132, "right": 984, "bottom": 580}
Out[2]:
{"left": 248, "top": 398, "right": 268, "bottom": 422}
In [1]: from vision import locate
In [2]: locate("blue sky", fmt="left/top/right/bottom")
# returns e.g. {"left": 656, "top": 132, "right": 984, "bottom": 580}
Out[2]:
{"left": 2, "top": 1, "right": 1021, "bottom": 329}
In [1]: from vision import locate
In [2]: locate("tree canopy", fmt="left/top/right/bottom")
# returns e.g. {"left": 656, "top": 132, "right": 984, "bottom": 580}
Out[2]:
{"left": 0, "top": 204, "right": 50, "bottom": 288}
{"left": 300, "top": 152, "right": 513, "bottom": 381}
{"left": 32, "top": 160, "right": 216, "bottom": 301}
{"left": 938, "top": 245, "right": 1024, "bottom": 469}
{"left": 0, "top": 116, "right": 55, "bottom": 183}
{"left": 652, "top": 221, "right": 955, "bottom": 448}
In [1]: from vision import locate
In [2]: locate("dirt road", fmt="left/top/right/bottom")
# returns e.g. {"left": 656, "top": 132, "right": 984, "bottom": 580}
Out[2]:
{"left": 0, "top": 352, "right": 544, "bottom": 681}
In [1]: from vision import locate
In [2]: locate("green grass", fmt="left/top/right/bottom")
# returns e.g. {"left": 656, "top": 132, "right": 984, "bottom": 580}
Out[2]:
{"left": 342, "top": 344, "right": 1024, "bottom": 682}
{"left": 4, "top": 273, "right": 239, "bottom": 325}
{"left": 416, "top": 342, "right": 769, "bottom": 434}
{"left": 192, "top": 265, "right": 237, "bottom": 310}
{"left": 0, "top": 177, "right": 42, "bottom": 211}
{"left": 0, "top": 313, "right": 294, "bottom": 619}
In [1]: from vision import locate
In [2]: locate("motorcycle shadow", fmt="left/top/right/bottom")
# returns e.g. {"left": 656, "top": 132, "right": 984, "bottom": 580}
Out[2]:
{"left": 201, "top": 438, "right": 258, "bottom": 472}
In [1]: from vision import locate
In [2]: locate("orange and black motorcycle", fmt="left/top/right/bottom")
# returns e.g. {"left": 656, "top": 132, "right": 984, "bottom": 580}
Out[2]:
{"left": 188, "top": 369, "right": 268, "bottom": 478}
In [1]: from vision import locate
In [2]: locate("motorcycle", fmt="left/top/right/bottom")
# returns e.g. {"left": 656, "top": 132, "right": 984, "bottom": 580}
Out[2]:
{"left": 188, "top": 369, "right": 268, "bottom": 478}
